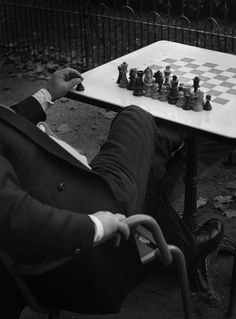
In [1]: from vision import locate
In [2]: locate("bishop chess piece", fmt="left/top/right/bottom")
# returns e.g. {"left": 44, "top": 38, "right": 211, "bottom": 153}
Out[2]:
{"left": 119, "top": 62, "right": 129, "bottom": 88}
{"left": 127, "top": 68, "right": 137, "bottom": 90}
{"left": 202, "top": 94, "right": 212, "bottom": 111}
{"left": 193, "top": 76, "right": 200, "bottom": 93}
{"left": 133, "top": 70, "right": 144, "bottom": 96}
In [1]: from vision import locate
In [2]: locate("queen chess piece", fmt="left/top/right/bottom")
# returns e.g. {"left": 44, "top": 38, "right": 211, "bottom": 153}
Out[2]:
{"left": 119, "top": 62, "right": 129, "bottom": 88}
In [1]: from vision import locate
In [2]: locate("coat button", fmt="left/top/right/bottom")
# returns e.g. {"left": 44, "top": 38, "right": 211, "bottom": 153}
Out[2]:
{"left": 74, "top": 248, "right": 81, "bottom": 255}
{"left": 57, "top": 182, "right": 65, "bottom": 192}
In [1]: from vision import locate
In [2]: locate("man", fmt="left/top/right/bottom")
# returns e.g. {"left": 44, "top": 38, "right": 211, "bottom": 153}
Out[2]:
{"left": 0, "top": 68, "right": 223, "bottom": 318}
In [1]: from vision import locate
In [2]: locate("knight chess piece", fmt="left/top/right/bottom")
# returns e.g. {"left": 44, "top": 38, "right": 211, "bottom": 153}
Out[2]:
{"left": 127, "top": 68, "right": 137, "bottom": 90}
{"left": 133, "top": 70, "right": 144, "bottom": 96}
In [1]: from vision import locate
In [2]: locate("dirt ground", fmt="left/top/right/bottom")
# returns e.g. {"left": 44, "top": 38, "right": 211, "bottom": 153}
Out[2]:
{"left": 1, "top": 73, "right": 236, "bottom": 319}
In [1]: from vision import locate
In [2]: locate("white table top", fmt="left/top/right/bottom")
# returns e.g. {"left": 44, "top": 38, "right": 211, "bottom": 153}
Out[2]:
{"left": 71, "top": 41, "right": 236, "bottom": 139}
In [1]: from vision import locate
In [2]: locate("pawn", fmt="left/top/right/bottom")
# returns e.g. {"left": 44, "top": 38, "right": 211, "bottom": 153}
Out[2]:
{"left": 202, "top": 94, "right": 212, "bottom": 111}
{"left": 76, "top": 82, "right": 85, "bottom": 91}
{"left": 176, "top": 91, "right": 185, "bottom": 108}
{"left": 151, "top": 83, "right": 159, "bottom": 99}
{"left": 159, "top": 86, "right": 168, "bottom": 102}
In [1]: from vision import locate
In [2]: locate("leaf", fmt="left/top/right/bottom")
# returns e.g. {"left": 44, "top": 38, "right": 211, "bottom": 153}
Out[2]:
{"left": 197, "top": 197, "right": 208, "bottom": 208}
{"left": 213, "top": 201, "right": 227, "bottom": 212}
{"left": 213, "top": 195, "right": 233, "bottom": 203}
{"left": 224, "top": 209, "right": 236, "bottom": 219}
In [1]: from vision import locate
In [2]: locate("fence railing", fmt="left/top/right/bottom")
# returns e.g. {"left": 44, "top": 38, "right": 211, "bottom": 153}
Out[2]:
{"left": 0, "top": 0, "right": 235, "bottom": 70}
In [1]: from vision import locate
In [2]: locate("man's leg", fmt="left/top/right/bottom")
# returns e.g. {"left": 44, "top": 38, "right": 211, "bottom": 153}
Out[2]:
{"left": 91, "top": 105, "right": 185, "bottom": 214}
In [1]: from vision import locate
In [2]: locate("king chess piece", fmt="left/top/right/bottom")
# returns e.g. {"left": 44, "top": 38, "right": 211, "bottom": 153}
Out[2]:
{"left": 193, "top": 76, "right": 200, "bottom": 93}
{"left": 202, "top": 94, "right": 212, "bottom": 111}
{"left": 164, "top": 65, "right": 172, "bottom": 86}
{"left": 127, "top": 68, "right": 137, "bottom": 90}
{"left": 168, "top": 75, "right": 179, "bottom": 105}
{"left": 133, "top": 70, "right": 144, "bottom": 96}
{"left": 119, "top": 62, "right": 129, "bottom": 88}
{"left": 143, "top": 67, "right": 154, "bottom": 97}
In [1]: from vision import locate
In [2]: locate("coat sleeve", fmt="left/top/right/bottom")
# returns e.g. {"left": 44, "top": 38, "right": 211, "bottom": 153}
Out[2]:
{"left": 11, "top": 96, "right": 46, "bottom": 124}
{"left": 0, "top": 154, "right": 95, "bottom": 262}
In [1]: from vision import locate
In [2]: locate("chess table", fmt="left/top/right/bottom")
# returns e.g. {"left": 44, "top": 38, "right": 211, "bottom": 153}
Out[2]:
{"left": 67, "top": 40, "right": 236, "bottom": 231}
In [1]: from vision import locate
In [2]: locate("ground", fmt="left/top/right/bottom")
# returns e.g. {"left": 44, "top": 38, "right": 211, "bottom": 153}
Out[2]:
{"left": 1, "top": 73, "right": 236, "bottom": 319}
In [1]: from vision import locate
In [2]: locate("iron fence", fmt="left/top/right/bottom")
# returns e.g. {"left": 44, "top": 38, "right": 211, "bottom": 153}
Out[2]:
{"left": 0, "top": 0, "right": 235, "bottom": 70}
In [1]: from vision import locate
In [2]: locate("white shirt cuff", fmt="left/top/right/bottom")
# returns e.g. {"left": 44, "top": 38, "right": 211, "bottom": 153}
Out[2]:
{"left": 33, "top": 88, "right": 54, "bottom": 112}
{"left": 89, "top": 215, "right": 104, "bottom": 243}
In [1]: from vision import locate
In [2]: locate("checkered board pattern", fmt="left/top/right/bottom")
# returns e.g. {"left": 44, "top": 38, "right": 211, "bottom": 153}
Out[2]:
{"left": 146, "top": 57, "right": 236, "bottom": 106}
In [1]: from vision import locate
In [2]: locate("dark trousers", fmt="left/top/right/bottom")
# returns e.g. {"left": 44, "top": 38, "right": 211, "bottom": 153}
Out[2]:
{"left": 91, "top": 105, "right": 194, "bottom": 258}
{"left": 3, "top": 105, "right": 195, "bottom": 317}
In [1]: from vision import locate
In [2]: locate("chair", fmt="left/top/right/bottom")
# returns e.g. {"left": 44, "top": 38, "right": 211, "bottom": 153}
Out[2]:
{"left": 0, "top": 214, "right": 193, "bottom": 319}
{"left": 226, "top": 248, "right": 236, "bottom": 318}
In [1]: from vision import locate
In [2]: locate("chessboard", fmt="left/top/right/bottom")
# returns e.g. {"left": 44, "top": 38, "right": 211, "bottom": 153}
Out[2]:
{"left": 149, "top": 57, "right": 236, "bottom": 106}
{"left": 118, "top": 56, "right": 236, "bottom": 108}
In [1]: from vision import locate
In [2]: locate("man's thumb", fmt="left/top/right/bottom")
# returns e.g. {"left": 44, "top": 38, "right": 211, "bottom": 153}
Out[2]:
{"left": 66, "top": 77, "right": 81, "bottom": 89}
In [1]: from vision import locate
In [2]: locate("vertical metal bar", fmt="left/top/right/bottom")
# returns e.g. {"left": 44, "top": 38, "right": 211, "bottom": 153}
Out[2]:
{"left": 183, "top": 132, "right": 199, "bottom": 232}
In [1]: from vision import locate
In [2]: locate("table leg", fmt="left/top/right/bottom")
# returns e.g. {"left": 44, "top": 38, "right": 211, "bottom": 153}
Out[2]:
{"left": 182, "top": 132, "right": 221, "bottom": 306}
{"left": 183, "top": 132, "right": 199, "bottom": 231}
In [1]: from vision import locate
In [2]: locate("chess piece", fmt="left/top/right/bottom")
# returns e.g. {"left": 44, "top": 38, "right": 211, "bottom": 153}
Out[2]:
{"left": 168, "top": 75, "right": 179, "bottom": 104}
{"left": 202, "top": 94, "right": 212, "bottom": 111}
{"left": 176, "top": 91, "right": 185, "bottom": 108}
{"left": 153, "top": 70, "right": 164, "bottom": 92}
{"left": 182, "top": 85, "right": 191, "bottom": 110}
{"left": 119, "top": 62, "right": 129, "bottom": 88}
{"left": 193, "top": 76, "right": 200, "bottom": 93}
{"left": 76, "top": 82, "right": 85, "bottom": 91}
{"left": 192, "top": 89, "right": 204, "bottom": 111}
{"left": 143, "top": 67, "right": 154, "bottom": 97}
{"left": 164, "top": 65, "right": 172, "bottom": 86}
{"left": 189, "top": 91, "right": 198, "bottom": 110}
{"left": 117, "top": 65, "right": 122, "bottom": 84}
{"left": 151, "top": 83, "right": 159, "bottom": 99}
{"left": 133, "top": 70, "right": 144, "bottom": 96}
{"left": 158, "top": 85, "right": 168, "bottom": 102}
{"left": 127, "top": 68, "right": 137, "bottom": 90}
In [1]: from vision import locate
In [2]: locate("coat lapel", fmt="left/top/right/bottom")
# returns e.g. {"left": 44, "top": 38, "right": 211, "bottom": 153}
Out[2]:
{"left": 0, "top": 106, "right": 91, "bottom": 172}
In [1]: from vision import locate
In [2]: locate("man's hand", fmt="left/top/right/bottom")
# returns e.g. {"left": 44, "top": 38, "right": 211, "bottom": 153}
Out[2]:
{"left": 93, "top": 211, "right": 130, "bottom": 243}
{"left": 45, "top": 67, "right": 83, "bottom": 101}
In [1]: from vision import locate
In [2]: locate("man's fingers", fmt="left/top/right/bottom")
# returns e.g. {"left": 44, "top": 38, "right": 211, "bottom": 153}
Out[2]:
{"left": 117, "top": 221, "right": 130, "bottom": 240}
{"left": 66, "top": 77, "right": 82, "bottom": 90}
{"left": 60, "top": 67, "right": 82, "bottom": 79}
